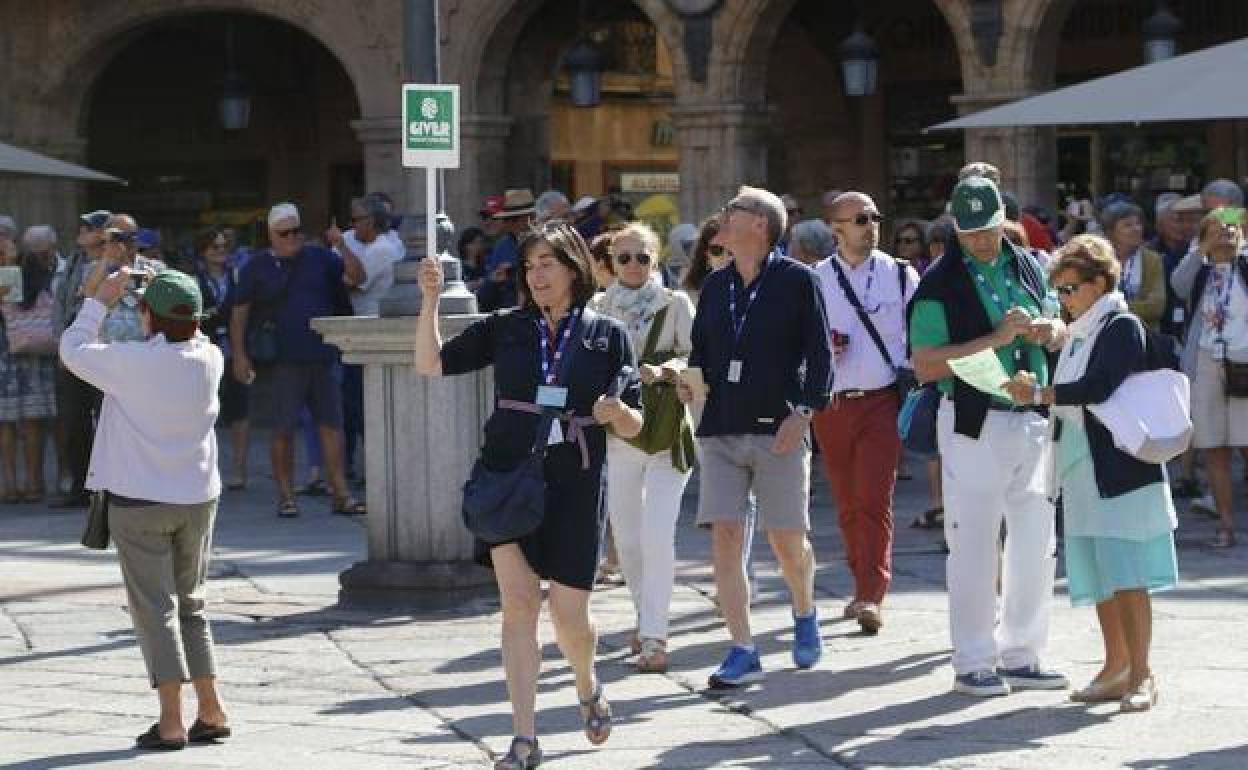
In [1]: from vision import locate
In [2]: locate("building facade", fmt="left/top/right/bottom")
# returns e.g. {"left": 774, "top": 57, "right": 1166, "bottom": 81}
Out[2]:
{"left": 0, "top": 0, "right": 1245, "bottom": 251}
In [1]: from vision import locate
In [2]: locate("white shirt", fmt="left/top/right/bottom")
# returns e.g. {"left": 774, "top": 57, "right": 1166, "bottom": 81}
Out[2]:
{"left": 814, "top": 250, "right": 919, "bottom": 392}
{"left": 60, "top": 299, "right": 223, "bottom": 503}
{"left": 341, "top": 232, "right": 400, "bottom": 316}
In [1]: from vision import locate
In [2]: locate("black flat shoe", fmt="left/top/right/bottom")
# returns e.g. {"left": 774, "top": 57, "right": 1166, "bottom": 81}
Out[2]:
{"left": 188, "top": 718, "right": 232, "bottom": 743}
{"left": 135, "top": 723, "right": 187, "bottom": 751}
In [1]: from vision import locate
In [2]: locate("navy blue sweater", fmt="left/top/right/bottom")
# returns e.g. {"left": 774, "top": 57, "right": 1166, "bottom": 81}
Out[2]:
{"left": 1054, "top": 312, "right": 1165, "bottom": 498}
{"left": 689, "top": 253, "right": 831, "bottom": 437}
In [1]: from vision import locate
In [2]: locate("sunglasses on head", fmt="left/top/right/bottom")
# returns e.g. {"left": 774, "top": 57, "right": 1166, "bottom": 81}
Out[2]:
{"left": 836, "top": 212, "right": 883, "bottom": 227}
{"left": 274, "top": 227, "right": 302, "bottom": 239}
{"left": 614, "top": 252, "right": 651, "bottom": 266}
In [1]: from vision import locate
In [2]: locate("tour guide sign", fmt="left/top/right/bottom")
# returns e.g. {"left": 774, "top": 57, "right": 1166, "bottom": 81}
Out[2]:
{"left": 402, "top": 84, "right": 459, "bottom": 169}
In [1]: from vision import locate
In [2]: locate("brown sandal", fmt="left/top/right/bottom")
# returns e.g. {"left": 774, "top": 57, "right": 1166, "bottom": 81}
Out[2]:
{"left": 636, "top": 638, "right": 668, "bottom": 673}
{"left": 579, "top": 684, "right": 611, "bottom": 745}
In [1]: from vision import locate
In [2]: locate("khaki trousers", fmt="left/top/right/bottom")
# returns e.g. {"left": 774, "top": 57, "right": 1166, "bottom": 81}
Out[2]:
{"left": 110, "top": 498, "right": 219, "bottom": 687}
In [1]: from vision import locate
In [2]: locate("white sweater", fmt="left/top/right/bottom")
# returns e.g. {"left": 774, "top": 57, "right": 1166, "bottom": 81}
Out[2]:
{"left": 60, "top": 299, "right": 223, "bottom": 504}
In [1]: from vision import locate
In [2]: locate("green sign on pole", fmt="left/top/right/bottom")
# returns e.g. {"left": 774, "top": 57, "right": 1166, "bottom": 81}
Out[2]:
{"left": 402, "top": 84, "right": 460, "bottom": 169}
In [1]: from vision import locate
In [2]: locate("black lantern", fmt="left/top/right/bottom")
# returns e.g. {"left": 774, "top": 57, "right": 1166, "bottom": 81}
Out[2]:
{"left": 1143, "top": 1, "right": 1181, "bottom": 64}
{"left": 564, "top": 38, "right": 604, "bottom": 108}
{"left": 839, "top": 24, "right": 879, "bottom": 97}
{"left": 220, "top": 23, "right": 251, "bottom": 130}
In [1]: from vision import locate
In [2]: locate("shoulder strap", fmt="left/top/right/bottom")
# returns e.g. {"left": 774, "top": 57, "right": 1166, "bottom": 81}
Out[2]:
{"left": 641, "top": 305, "right": 669, "bottom": 359}
{"left": 827, "top": 258, "right": 897, "bottom": 370}
{"left": 896, "top": 258, "right": 910, "bottom": 298}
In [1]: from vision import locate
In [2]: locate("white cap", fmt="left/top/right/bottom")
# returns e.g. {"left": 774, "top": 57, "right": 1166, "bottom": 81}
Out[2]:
{"left": 1155, "top": 192, "right": 1182, "bottom": 217}
{"left": 572, "top": 195, "right": 597, "bottom": 213}
{"left": 1173, "top": 194, "right": 1203, "bottom": 213}
{"left": 268, "top": 202, "right": 301, "bottom": 227}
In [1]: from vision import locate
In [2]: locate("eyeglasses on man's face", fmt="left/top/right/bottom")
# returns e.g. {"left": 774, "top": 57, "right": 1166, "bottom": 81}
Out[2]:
{"left": 897, "top": 236, "right": 919, "bottom": 245}
{"left": 835, "top": 212, "right": 883, "bottom": 227}
{"left": 274, "top": 227, "right": 302, "bottom": 239}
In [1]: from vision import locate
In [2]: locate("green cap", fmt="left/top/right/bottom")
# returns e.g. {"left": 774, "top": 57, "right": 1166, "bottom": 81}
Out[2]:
{"left": 950, "top": 176, "right": 1006, "bottom": 232}
{"left": 1214, "top": 207, "right": 1246, "bottom": 226}
{"left": 142, "top": 269, "right": 205, "bottom": 322}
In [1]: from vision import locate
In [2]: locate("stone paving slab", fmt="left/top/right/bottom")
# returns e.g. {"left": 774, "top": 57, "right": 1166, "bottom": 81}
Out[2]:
{"left": 2, "top": 440, "right": 1248, "bottom": 768}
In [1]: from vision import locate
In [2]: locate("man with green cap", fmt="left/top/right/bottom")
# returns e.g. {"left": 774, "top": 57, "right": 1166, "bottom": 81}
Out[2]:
{"left": 908, "top": 173, "right": 1069, "bottom": 698}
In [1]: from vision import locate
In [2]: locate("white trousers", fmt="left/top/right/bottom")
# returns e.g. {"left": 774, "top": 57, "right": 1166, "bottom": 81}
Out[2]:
{"left": 606, "top": 437, "right": 692, "bottom": 640}
{"left": 937, "top": 401, "right": 1056, "bottom": 675}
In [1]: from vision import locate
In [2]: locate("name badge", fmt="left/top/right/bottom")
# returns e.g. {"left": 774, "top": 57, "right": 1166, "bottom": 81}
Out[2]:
{"left": 1172, "top": 306, "right": 1185, "bottom": 324}
{"left": 548, "top": 419, "right": 564, "bottom": 445}
{"left": 727, "top": 360, "right": 743, "bottom": 383}
{"left": 536, "top": 385, "right": 568, "bottom": 409}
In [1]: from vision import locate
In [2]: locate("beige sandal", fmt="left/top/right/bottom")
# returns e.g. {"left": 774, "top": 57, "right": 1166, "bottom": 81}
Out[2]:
{"left": 636, "top": 638, "right": 668, "bottom": 673}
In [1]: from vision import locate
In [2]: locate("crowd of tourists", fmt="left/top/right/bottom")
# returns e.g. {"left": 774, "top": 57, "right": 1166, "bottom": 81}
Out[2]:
{"left": 27, "top": 165, "right": 1248, "bottom": 765}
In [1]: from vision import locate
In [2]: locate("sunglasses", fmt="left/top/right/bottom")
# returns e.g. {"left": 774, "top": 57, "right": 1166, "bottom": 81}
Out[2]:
{"left": 786, "top": 208, "right": 803, "bottom": 217}
{"left": 708, "top": 244, "right": 726, "bottom": 258}
{"left": 835, "top": 212, "right": 884, "bottom": 227}
{"left": 274, "top": 227, "right": 302, "bottom": 239}
{"left": 614, "top": 252, "right": 652, "bottom": 266}
{"left": 1054, "top": 283, "right": 1086, "bottom": 297}
{"left": 897, "top": 236, "right": 919, "bottom": 244}
{"left": 108, "top": 232, "right": 134, "bottom": 244}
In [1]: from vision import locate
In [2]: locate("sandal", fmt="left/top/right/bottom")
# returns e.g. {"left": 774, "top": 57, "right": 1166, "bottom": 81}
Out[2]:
{"left": 911, "top": 507, "right": 944, "bottom": 529}
{"left": 333, "top": 497, "right": 367, "bottom": 516}
{"left": 578, "top": 683, "right": 612, "bottom": 745}
{"left": 637, "top": 638, "right": 668, "bottom": 673}
{"left": 134, "top": 723, "right": 187, "bottom": 751}
{"left": 495, "top": 736, "right": 542, "bottom": 769}
{"left": 188, "top": 718, "right": 232, "bottom": 743}
{"left": 1210, "top": 528, "right": 1236, "bottom": 548}
{"left": 297, "top": 479, "right": 329, "bottom": 496}
{"left": 277, "top": 498, "right": 299, "bottom": 518}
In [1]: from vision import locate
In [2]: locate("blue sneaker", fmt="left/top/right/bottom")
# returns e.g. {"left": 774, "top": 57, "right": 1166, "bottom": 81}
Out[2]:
{"left": 708, "top": 645, "right": 763, "bottom": 688}
{"left": 953, "top": 670, "right": 1010, "bottom": 697}
{"left": 792, "top": 611, "right": 822, "bottom": 669}
{"left": 998, "top": 664, "right": 1069, "bottom": 691}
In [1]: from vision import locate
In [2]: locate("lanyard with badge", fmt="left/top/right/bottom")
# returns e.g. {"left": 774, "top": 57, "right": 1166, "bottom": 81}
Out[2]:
{"left": 1120, "top": 248, "right": 1141, "bottom": 300}
{"left": 535, "top": 308, "right": 581, "bottom": 443}
{"left": 726, "top": 256, "right": 772, "bottom": 383}
{"left": 965, "top": 256, "right": 1027, "bottom": 365}
{"left": 1212, "top": 265, "right": 1235, "bottom": 359}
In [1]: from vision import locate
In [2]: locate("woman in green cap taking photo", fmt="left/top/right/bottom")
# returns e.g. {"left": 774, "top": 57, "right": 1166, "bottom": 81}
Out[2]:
{"left": 60, "top": 266, "right": 232, "bottom": 751}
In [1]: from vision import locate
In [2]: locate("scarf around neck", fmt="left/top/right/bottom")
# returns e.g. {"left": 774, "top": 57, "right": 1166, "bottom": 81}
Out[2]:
{"left": 602, "top": 274, "right": 666, "bottom": 342}
{"left": 1052, "top": 290, "right": 1130, "bottom": 424}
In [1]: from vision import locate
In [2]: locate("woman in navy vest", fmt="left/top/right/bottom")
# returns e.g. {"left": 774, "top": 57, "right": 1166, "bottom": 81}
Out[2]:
{"left": 1006, "top": 234, "right": 1178, "bottom": 714}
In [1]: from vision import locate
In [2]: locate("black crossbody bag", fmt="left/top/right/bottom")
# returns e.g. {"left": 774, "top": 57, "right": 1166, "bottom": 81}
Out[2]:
{"left": 246, "top": 253, "right": 294, "bottom": 365}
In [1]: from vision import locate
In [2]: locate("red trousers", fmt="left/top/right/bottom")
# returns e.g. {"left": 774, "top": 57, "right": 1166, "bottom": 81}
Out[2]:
{"left": 812, "top": 389, "right": 900, "bottom": 604}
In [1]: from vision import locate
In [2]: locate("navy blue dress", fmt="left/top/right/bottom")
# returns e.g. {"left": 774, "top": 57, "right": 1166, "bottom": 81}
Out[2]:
{"left": 440, "top": 306, "right": 640, "bottom": 590}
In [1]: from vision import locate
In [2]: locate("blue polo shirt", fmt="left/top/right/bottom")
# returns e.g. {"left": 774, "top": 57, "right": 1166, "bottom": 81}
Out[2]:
{"left": 235, "top": 245, "right": 345, "bottom": 364}
{"left": 689, "top": 253, "right": 832, "bottom": 437}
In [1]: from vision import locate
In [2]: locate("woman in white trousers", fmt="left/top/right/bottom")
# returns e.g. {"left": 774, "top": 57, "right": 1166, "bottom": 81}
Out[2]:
{"left": 595, "top": 222, "right": 695, "bottom": 673}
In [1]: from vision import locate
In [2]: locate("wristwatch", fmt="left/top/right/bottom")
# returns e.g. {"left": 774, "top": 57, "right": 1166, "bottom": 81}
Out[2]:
{"left": 793, "top": 404, "right": 815, "bottom": 420}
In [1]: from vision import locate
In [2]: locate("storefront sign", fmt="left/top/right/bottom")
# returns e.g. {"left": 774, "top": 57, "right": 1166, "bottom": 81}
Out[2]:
{"left": 620, "top": 172, "right": 680, "bottom": 194}
{"left": 402, "top": 84, "right": 460, "bottom": 168}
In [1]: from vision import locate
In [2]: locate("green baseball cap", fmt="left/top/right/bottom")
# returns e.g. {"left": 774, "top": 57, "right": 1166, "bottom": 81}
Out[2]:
{"left": 950, "top": 176, "right": 1006, "bottom": 233}
{"left": 142, "top": 269, "right": 205, "bottom": 322}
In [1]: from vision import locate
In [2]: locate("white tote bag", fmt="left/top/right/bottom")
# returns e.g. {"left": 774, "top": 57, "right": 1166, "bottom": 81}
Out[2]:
{"left": 1087, "top": 369, "right": 1193, "bottom": 464}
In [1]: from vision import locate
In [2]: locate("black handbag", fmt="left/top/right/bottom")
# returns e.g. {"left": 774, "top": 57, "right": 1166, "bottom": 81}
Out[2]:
{"left": 80, "top": 491, "right": 110, "bottom": 550}
{"left": 462, "top": 415, "right": 554, "bottom": 545}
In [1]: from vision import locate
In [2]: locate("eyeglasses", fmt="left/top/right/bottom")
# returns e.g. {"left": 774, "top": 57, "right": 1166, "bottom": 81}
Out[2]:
{"left": 350, "top": 215, "right": 370, "bottom": 224}
{"left": 720, "top": 202, "right": 757, "bottom": 219}
{"left": 274, "top": 227, "right": 302, "bottom": 239}
{"left": 108, "top": 232, "right": 134, "bottom": 244}
{"left": 1054, "top": 282, "right": 1086, "bottom": 297}
{"left": 897, "top": 236, "right": 920, "bottom": 244}
{"left": 708, "top": 244, "right": 726, "bottom": 258}
{"left": 786, "top": 208, "right": 803, "bottom": 217}
{"left": 834, "top": 212, "right": 883, "bottom": 227}
{"left": 614, "top": 252, "right": 652, "bottom": 266}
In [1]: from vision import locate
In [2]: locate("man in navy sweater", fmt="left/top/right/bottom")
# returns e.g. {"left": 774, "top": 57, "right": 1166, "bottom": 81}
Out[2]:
{"left": 680, "top": 186, "right": 832, "bottom": 687}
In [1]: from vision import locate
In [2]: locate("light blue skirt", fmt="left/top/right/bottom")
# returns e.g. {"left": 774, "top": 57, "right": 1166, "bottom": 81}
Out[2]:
{"left": 1064, "top": 532, "right": 1178, "bottom": 607}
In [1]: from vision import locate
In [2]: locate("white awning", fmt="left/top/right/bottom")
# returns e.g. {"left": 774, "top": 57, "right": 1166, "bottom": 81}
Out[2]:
{"left": 927, "top": 37, "right": 1248, "bottom": 131}
{"left": 0, "top": 141, "right": 125, "bottom": 184}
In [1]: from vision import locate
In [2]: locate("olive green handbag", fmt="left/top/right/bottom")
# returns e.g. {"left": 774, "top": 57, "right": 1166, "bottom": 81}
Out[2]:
{"left": 623, "top": 305, "right": 696, "bottom": 471}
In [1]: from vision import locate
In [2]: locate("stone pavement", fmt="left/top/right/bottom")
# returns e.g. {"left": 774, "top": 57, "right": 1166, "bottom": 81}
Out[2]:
{"left": 1, "top": 443, "right": 1247, "bottom": 769}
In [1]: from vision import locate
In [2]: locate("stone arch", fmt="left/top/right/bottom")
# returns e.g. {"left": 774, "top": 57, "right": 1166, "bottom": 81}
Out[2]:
{"left": 42, "top": 0, "right": 392, "bottom": 139}
{"left": 1005, "top": 0, "right": 1078, "bottom": 92}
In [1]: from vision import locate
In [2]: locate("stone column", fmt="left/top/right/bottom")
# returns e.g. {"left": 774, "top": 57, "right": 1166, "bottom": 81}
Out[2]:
{"left": 671, "top": 103, "right": 771, "bottom": 223}
{"left": 352, "top": 117, "right": 411, "bottom": 209}
{"left": 953, "top": 92, "right": 1058, "bottom": 211}
{"left": 311, "top": 314, "right": 496, "bottom": 605}
{"left": 446, "top": 113, "right": 512, "bottom": 233}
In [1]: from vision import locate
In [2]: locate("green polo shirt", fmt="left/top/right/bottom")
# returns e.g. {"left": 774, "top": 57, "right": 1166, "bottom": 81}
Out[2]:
{"left": 909, "top": 248, "right": 1053, "bottom": 404}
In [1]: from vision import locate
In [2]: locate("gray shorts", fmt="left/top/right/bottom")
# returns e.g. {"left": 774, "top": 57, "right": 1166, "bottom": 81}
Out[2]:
{"left": 269, "top": 361, "right": 344, "bottom": 433}
{"left": 695, "top": 434, "right": 811, "bottom": 531}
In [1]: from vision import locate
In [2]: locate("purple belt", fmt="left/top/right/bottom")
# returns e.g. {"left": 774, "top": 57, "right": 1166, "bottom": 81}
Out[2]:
{"left": 497, "top": 399, "right": 598, "bottom": 470}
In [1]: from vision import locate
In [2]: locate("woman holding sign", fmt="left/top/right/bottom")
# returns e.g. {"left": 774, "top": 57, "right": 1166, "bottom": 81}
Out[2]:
{"left": 415, "top": 222, "right": 641, "bottom": 770}
{"left": 1005, "top": 234, "right": 1177, "bottom": 713}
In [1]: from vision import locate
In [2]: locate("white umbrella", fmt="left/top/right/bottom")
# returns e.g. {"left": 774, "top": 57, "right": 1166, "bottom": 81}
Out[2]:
{"left": 0, "top": 140, "right": 125, "bottom": 184}
{"left": 927, "top": 37, "right": 1248, "bottom": 131}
